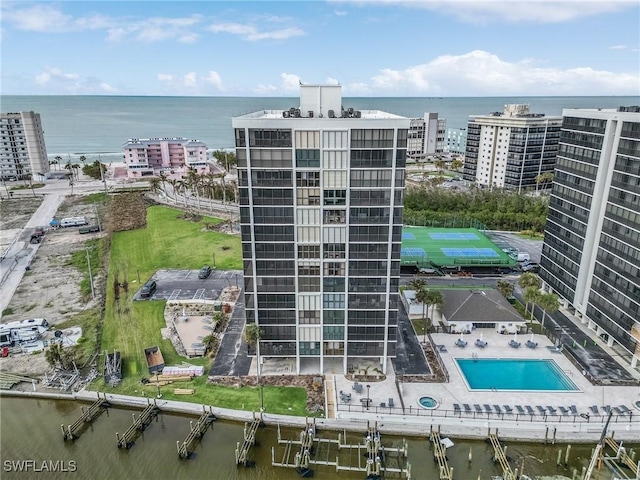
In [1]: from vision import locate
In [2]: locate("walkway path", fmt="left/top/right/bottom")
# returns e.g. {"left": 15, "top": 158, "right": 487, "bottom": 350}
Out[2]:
{"left": 209, "top": 287, "right": 250, "bottom": 376}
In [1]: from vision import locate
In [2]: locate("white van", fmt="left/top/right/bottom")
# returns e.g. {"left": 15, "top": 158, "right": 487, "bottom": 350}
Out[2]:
{"left": 517, "top": 253, "right": 530, "bottom": 263}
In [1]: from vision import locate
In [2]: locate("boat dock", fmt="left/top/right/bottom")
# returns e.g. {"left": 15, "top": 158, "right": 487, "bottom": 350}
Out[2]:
{"left": 177, "top": 405, "right": 217, "bottom": 459}
{"left": 235, "top": 411, "right": 264, "bottom": 467}
{"left": 603, "top": 436, "right": 639, "bottom": 479}
{"left": 115, "top": 399, "right": 160, "bottom": 449}
{"left": 430, "top": 427, "right": 454, "bottom": 480}
{"left": 61, "top": 394, "right": 111, "bottom": 441}
{"left": 272, "top": 420, "right": 411, "bottom": 479}
{"left": 488, "top": 430, "right": 519, "bottom": 480}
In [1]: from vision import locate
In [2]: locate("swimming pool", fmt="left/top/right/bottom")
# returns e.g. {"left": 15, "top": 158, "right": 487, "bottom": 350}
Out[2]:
{"left": 456, "top": 358, "right": 579, "bottom": 391}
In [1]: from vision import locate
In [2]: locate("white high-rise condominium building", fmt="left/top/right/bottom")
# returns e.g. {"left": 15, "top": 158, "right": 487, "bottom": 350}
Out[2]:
{"left": 0, "top": 111, "right": 49, "bottom": 180}
{"left": 540, "top": 106, "right": 640, "bottom": 368}
{"left": 406, "top": 113, "right": 445, "bottom": 161}
{"left": 463, "top": 104, "right": 562, "bottom": 192}
{"left": 233, "top": 84, "right": 409, "bottom": 375}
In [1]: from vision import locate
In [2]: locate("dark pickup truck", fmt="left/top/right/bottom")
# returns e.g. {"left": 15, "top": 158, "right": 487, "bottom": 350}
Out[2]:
{"left": 79, "top": 225, "right": 100, "bottom": 234}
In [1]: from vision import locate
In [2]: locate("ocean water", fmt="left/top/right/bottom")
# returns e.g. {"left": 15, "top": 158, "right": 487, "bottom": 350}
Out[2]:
{"left": 1, "top": 95, "right": 637, "bottom": 163}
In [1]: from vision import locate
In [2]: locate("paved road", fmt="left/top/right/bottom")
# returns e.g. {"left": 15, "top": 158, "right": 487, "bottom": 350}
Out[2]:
{"left": 513, "top": 288, "right": 637, "bottom": 385}
{"left": 392, "top": 300, "right": 431, "bottom": 375}
{"left": 0, "top": 194, "right": 64, "bottom": 318}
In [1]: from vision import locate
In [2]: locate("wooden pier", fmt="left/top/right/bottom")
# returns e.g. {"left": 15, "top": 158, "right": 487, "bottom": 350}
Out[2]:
{"left": 115, "top": 399, "right": 160, "bottom": 449}
{"left": 488, "top": 430, "right": 517, "bottom": 480}
{"left": 272, "top": 420, "right": 411, "bottom": 479}
{"left": 430, "top": 427, "right": 453, "bottom": 480}
{"left": 61, "top": 394, "right": 111, "bottom": 441}
{"left": 235, "top": 412, "right": 264, "bottom": 467}
{"left": 603, "top": 436, "right": 639, "bottom": 478}
{"left": 176, "top": 405, "right": 217, "bottom": 459}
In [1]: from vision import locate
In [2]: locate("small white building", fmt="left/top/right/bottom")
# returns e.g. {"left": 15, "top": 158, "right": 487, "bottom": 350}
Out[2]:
{"left": 402, "top": 288, "right": 524, "bottom": 334}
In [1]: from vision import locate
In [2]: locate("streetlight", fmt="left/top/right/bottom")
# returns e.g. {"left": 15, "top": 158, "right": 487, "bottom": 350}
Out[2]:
{"left": 366, "top": 384, "right": 371, "bottom": 410}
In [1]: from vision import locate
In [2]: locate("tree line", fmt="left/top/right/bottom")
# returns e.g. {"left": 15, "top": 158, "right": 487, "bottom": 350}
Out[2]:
{"left": 404, "top": 186, "right": 549, "bottom": 232}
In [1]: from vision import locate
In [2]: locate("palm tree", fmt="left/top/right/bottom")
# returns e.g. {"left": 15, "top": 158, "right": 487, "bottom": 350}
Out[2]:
{"left": 538, "top": 292, "right": 560, "bottom": 331}
{"left": 518, "top": 272, "right": 541, "bottom": 315}
{"left": 158, "top": 172, "right": 168, "bottom": 197}
{"left": 54, "top": 155, "right": 63, "bottom": 171}
{"left": 148, "top": 177, "right": 161, "bottom": 194}
{"left": 496, "top": 280, "right": 515, "bottom": 299}
{"left": 408, "top": 277, "right": 427, "bottom": 292}
{"left": 79, "top": 155, "right": 86, "bottom": 167}
{"left": 523, "top": 286, "right": 541, "bottom": 320}
{"left": 535, "top": 172, "right": 554, "bottom": 192}
{"left": 450, "top": 158, "right": 463, "bottom": 171}
{"left": 243, "top": 321, "right": 264, "bottom": 410}
{"left": 426, "top": 289, "right": 443, "bottom": 328}
{"left": 434, "top": 159, "right": 446, "bottom": 175}
{"left": 415, "top": 286, "right": 432, "bottom": 344}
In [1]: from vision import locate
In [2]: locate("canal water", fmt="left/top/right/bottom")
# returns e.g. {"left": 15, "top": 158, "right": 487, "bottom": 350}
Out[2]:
{"left": 0, "top": 397, "right": 630, "bottom": 479}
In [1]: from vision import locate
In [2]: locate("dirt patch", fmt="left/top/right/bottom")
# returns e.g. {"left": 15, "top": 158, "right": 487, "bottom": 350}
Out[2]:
{"left": 0, "top": 197, "right": 43, "bottom": 229}
{"left": 107, "top": 192, "right": 150, "bottom": 232}
{"left": 0, "top": 196, "right": 104, "bottom": 375}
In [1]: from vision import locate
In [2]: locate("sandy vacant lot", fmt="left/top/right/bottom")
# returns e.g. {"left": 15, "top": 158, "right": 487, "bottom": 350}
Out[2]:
{"left": 1, "top": 195, "right": 104, "bottom": 375}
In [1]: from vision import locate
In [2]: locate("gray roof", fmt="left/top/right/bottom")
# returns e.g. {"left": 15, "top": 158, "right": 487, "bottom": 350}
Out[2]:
{"left": 441, "top": 289, "right": 522, "bottom": 323}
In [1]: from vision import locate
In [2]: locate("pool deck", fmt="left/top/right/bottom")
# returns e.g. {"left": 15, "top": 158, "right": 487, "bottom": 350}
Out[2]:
{"left": 329, "top": 330, "right": 640, "bottom": 441}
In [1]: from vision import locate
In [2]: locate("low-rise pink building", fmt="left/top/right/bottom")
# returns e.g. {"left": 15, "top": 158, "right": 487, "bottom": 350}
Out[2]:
{"left": 122, "top": 137, "right": 209, "bottom": 178}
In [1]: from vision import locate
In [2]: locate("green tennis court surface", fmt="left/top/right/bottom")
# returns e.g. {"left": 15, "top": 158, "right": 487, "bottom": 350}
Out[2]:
{"left": 401, "top": 227, "right": 515, "bottom": 267}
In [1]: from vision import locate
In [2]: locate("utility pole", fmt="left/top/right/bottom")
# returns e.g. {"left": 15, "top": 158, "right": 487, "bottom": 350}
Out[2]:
{"left": 86, "top": 247, "right": 95, "bottom": 299}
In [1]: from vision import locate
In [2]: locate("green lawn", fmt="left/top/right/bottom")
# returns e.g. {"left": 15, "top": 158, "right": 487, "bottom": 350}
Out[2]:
{"left": 96, "top": 205, "right": 314, "bottom": 415}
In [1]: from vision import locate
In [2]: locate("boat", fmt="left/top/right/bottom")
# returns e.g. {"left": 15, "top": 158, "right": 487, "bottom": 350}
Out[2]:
{"left": 144, "top": 346, "right": 165, "bottom": 374}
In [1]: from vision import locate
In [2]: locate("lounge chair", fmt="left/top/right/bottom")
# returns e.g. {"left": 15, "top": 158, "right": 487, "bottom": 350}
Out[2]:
{"left": 388, "top": 398, "right": 395, "bottom": 408}
{"left": 525, "top": 406, "right": 535, "bottom": 415}
{"left": 558, "top": 406, "right": 569, "bottom": 415}
{"left": 453, "top": 403, "right": 461, "bottom": 414}
{"left": 537, "top": 406, "right": 547, "bottom": 415}
{"left": 353, "top": 382, "right": 363, "bottom": 394}
{"left": 474, "top": 404, "right": 483, "bottom": 413}
{"left": 547, "top": 406, "right": 557, "bottom": 415}
{"left": 612, "top": 406, "right": 622, "bottom": 415}
{"left": 436, "top": 344, "right": 448, "bottom": 353}
{"left": 484, "top": 404, "right": 492, "bottom": 414}
{"left": 546, "top": 344, "right": 563, "bottom": 353}
{"left": 589, "top": 405, "right": 599, "bottom": 415}
{"left": 463, "top": 404, "right": 472, "bottom": 413}
{"left": 526, "top": 340, "right": 538, "bottom": 349}
{"left": 516, "top": 405, "right": 525, "bottom": 414}
{"left": 602, "top": 405, "right": 612, "bottom": 414}
{"left": 503, "top": 405, "right": 513, "bottom": 414}
{"left": 569, "top": 405, "right": 578, "bottom": 415}
{"left": 509, "top": 340, "right": 521, "bottom": 348}
{"left": 475, "top": 339, "right": 488, "bottom": 348}
{"left": 619, "top": 405, "right": 632, "bottom": 415}
{"left": 493, "top": 405, "right": 502, "bottom": 414}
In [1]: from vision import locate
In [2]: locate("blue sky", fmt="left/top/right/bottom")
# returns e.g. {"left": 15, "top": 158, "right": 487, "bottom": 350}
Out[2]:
{"left": 2, "top": 0, "right": 639, "bottom": 96}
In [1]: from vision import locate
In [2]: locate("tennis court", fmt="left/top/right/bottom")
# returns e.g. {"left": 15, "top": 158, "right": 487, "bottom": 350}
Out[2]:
{"left": 401, "top": 227, "right": 515, "bottom": 267}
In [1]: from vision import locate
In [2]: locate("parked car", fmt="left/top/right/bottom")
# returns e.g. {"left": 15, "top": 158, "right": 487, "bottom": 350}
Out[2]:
{"left": 140, "top": 280, "right": 157, "bottom": 298}
{"left": 521, "top": 263, "right": 540, "bottom": 273}
{"left": 198, "top": 266, "right": 212, "bottom": 279}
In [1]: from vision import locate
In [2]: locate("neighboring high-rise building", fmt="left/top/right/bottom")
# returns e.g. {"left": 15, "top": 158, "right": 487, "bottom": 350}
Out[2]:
{"left": 445, "top": 127, "right": 467, "bottom": 155}
{"left": 406, "top": 113, "right": 445, "bottom": 161}
{"left": 0, "top": 111, "right": 49, "bottom": 180}
{"left": 462, "top": 104, "right": 562, "bottom": 192}
{"left": 122, "top": 137, "right": 209, "bottom": 178}
{"left": 540, "top": 106, "right": 640, "bottom": 368}
{"left": 233, "top": 84, "right": 409, "bottom": 375}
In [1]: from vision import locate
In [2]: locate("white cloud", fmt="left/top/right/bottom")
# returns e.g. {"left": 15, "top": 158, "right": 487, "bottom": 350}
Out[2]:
{"left": 157, "top": 71, "right": 226, "bottom": 94}
{"left": 32, "top": 67, "right": 116, "bottom": 94}
{"left": 281, "top": 73, "right": 303, "bottom": 92}
{"left": 108, "top": 15, "right": 203, "bottom": 43}
{"left": 334, "top": 0, "right": 636, "bottom": 24}
{"left": 610, "top": 45, "right": 628, "bottom": 50}
{"left": 366, "top": 50, "right": 639, "bottom": 96}
{"left": 1, "top": 4, "right": 114, "bottom": 32}
{"left": 208, "top": 22, "right": 305, "bottom": 41}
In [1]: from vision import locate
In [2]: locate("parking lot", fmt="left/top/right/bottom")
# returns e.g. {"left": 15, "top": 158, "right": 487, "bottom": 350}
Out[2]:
{"left": 134, "top": 268, "right": 242, "bottom": 302}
